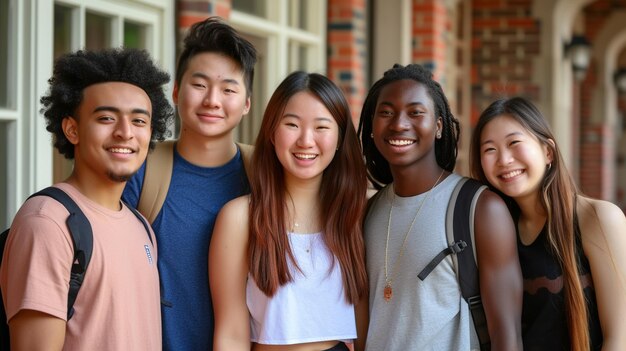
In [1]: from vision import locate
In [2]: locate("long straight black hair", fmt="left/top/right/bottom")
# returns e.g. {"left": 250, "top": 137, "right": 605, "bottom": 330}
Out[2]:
{"left": 469, "top": 97, "right": 588, "bottom": 351}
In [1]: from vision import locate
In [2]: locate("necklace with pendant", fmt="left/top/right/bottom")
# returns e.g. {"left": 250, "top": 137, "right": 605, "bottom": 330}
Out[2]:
{"left": 384, "top": 170, "right": 444, "bottom": 302}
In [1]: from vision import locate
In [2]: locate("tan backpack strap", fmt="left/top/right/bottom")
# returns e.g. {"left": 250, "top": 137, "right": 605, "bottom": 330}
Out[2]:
{"left": 236, "top": 142, "right": 254, "bottom": 180}
{"left": 138, "top": 140, "right": 175, "bottom": 224}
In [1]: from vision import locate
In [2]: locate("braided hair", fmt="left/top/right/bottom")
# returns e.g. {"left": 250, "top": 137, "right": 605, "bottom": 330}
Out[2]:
{"left": 358, "top": 64, "right": 460, "bottom": 188}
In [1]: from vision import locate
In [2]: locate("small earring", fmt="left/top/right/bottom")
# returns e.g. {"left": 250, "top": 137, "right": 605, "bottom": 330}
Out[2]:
{"left": 370, "top": 132, "right": 374, "bottom": 138}
{"left": 436, "top": 131, "right": 442, "bottom": 139}
{"left": 547, "top": 162, "right": 552, "bottom": 170}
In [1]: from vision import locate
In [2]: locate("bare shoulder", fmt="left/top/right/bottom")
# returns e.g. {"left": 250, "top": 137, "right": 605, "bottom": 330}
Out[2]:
{"left": 221, "top": 195, "right": 250, "bottom": 215}
{"left": 473, "top": 188, "right": 517, "bottom": 256}
{"left": 214, "top": 195, "right": 250, "bottom": 238}
{"left": 579, "top": 195, "right": 624, "bottom": 217}
{"left": 474, "top": 187, "right": 511, "bottom": 221}
{"left": 576, "top": 195, "right": 626, "bottom": 248}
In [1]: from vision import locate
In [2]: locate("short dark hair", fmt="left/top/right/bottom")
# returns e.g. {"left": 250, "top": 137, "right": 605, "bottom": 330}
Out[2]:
{"left": 175, "top": 17, "right": 257, "bottom": 97}
{"left": 40, "top": 48, "right": 174, "bottom": 159}
{"left": 358, "top": 63, "right": 460, "bottom": 187}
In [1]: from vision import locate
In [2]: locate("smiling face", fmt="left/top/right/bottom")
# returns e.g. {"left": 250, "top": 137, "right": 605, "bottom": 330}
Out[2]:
{"left": 63, "top": 81, "right": 152, "bottom": 184}
{"left": 479, "top": 114, "right": 553, "bottom": 201}
{"left": 174, "top": 52, "right": 250, "bottom": 143}
{"left": 273, "top": 91, "right": 339, "bottom": 184}
{"left": 372, "top": 79, "right": 442, "bottom": 174}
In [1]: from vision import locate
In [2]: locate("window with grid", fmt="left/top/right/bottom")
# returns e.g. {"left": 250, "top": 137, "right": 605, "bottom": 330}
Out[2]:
{"left": 229, "top": 0, "right": 327, "bottom": 145}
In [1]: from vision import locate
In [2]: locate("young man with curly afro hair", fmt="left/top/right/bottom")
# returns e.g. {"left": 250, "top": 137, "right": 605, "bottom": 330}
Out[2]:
{"left": 0, "top": 47, "right": 174, "bottom": 350}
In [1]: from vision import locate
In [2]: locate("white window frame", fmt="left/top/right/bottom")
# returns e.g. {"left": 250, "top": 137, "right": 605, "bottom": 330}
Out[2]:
{"left": 229, "top": 0, "right": 327, "bottom": 144}
{"left": 1, "top": 0, "right": 173, "bottom": 228}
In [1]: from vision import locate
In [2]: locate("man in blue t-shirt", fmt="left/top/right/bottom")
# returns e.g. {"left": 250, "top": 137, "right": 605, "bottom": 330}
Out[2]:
{"left": 123, "top": 17, "right": 257, "bottom": 350}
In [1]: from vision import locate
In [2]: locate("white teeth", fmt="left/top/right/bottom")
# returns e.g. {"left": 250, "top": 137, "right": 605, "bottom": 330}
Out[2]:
{"left": 501, "top": 170, "right": 523, "bottom": 179}
{"left": 294, "top": 153, "right": 317, "bottom": 160}
{"left": 388, "top": 139, "right": 415, "bottom": 146}
{"left": 109, "top": 148, "right": 132, "bottom": 154}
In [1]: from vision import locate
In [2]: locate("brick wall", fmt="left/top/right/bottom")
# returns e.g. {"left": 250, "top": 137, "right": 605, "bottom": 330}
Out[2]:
{"left": 327, "top": 0, "right": 368, "bottom": 125}
{"left": 470, "top": 0, "right": 540, "bottom": 124}
{"left": 411, "top": 0, "right": 451, "bottom": 81}
{"left": 177, "top": 0, "right": 230, "bottom": 53}
{"left": 617, "top": 94, "right": 626, "bottom": 209}
{"left": 578, "top": 0, "right": 624, "bottom": 199}
{"left": 178, "top": 0, "right": 222, "bottom": 29}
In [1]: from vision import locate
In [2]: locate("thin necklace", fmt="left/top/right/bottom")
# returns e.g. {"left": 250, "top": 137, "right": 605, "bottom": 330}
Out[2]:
{"left": 384, "top": 170, "right": 445, "bottom": 302}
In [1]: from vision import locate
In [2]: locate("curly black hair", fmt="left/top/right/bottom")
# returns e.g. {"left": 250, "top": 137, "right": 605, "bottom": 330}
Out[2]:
{"left": 357, "top": 63, "right": 460, "bottom": 188}
{"left": 40, "top": 48, "right": 174, "bottom": 159}
{"left": 175, "top": 16, "right": 257, "bottom": 97}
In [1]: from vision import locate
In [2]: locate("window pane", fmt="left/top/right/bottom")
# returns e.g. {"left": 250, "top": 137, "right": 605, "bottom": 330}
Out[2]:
{"left": 85, "top": 12, "right": 112, "bottom": 50}
{"left": 0, "top": 121, "right": 12, "bottom": 228}
{"left": 54, "top": 5, "right": 73, "bottom": 59}
{"left": 233, "top": 0, "right": 266, "bottom": 18}
{"left": 288, "top": 0, "right": 308, "bottom": 30}
{"left": 0, "top": 0, "right": 13, "bottom": 108}
{"left": 124, "top": 21, "right": 146, "bottom": 49}
{"left": 235, "top": 34, "right": 265, "bottom": 144}
{"left": 289, "top": 41, "right": 308, "bottom": 71}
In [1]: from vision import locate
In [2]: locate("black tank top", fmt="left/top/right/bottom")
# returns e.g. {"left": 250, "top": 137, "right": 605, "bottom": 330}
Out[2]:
{"left": 517, "top": 213, "right": 603, "bottom": 351}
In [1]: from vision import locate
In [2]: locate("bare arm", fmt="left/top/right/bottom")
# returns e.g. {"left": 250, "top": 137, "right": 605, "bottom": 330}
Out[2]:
{"left": 474, "top": 190, "right": 523, "bottom": 351}
{"left": 9, "top": 309, "right": 65, "bottom": 350}
{"left": 209, "top": 196, "right": 252, "bottom": 351}
{"left": 577, "top": 197, "right": 626, "bottom": 351}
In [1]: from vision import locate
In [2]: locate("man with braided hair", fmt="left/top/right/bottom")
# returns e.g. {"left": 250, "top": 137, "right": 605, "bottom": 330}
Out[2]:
{"left": 359, "top": 64, "right": 523, "bottom": 350}
{"left": 0, "top": 48, "right": 173, "bottom": 350}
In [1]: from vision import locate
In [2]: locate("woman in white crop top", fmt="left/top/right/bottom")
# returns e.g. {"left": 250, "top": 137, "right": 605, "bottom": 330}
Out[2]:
{"left": 209, "top": 71, "right": 369, "bottom": 351}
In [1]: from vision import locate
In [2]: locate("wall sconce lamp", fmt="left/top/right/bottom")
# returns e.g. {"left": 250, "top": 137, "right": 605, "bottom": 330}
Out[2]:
{"left": 614, "top": 67, "right": 626, "bottom": 94}
{"left": 565, "top": 35, "right": 592, "bottom": 81}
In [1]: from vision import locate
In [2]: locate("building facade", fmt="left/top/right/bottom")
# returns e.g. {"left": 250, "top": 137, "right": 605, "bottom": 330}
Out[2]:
{"left": 1, "top": 0, "right": 625, "bottom": 227}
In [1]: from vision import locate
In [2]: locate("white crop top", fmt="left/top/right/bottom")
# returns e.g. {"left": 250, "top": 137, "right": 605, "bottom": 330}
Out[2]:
{"left": 246, "top": 232, "right": 357, "bottom": 345}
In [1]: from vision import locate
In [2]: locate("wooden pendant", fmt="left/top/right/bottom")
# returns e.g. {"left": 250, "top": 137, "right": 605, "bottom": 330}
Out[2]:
{"left": 384, "top": 283, "right": 393, "bottom": 302}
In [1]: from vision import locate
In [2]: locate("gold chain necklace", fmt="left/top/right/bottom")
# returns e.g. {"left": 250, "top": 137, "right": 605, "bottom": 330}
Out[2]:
{"left": 384, "top": 170, "right": 445, "bottom": 302}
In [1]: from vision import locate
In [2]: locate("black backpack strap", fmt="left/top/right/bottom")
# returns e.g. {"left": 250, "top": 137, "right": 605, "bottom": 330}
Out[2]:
{"left": 417, "top": 240, "right": 467, "bottom": 280}
{"left": 415, "top": 178, "right": 490, "bottom": 350}
{"left": 417, "top": 177, "right": 480, "bottom": 281}
{"left": 122, "top": 201, "right": 173, "bottom": 308}
{"left": 451, "top": 178, "right": 490, "bottom": 351}
{"left": 28, "top": 187, "right": 93, "bottom": 321}
{"left": 123, "top": 201, "right": 154, "bottom": 246}
{"left": 0, "top": 228, "right": 11, "bottom": 349}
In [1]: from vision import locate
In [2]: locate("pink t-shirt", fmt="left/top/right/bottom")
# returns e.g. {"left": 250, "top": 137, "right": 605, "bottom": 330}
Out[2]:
{"left": 0, "top": 183, "right": 161, "bottom": 350}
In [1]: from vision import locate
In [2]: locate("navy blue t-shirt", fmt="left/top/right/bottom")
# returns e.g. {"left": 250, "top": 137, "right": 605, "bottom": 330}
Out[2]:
{"left": 123, "top": 145, "right": 249, "bottom": 351}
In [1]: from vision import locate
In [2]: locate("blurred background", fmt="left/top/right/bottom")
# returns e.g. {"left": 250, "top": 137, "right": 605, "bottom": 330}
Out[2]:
{"left": 1, "top": 0, "right": 625, "bottom": 227}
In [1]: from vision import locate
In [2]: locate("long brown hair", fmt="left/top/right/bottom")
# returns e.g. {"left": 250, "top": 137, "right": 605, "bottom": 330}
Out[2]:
{"left": 469, "top": 97, "right": 588, "bottom": 351}
{"left": 248, "top": 71, "right": 368, "bottom": 304}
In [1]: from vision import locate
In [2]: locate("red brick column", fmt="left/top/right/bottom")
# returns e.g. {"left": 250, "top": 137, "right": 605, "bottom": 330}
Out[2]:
{"left": 617, "top": 95, "right": 626, "bottom": 210}
{"left": 177, "top": 0, "right": 231, "bottom": 34}
{"left": 470, "top": 0, "right": 540, "bottom": 123}
{"left": 578, "top": 0, "right": 618, "bottom": 199}
{"left": 580, "top": 124, "right": 615, "bottom": 199}
{"left": 578, "top": 64, "right": 616, "bottom": 200}
{"left": 327, "top": 0, "right": 367, "bottom": 125}
{"left": 411, "top": 0, "right": 450, "bottom": 81}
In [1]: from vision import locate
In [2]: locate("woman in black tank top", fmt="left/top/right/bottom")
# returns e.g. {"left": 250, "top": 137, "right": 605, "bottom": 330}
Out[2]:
{"left": 470, "top": 97, "right": 626, "bottom": 351}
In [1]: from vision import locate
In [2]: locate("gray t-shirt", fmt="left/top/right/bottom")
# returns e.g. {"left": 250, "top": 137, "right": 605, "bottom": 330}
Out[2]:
{"left": 364, "top": 173, "right": 479, "bottom": 351}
